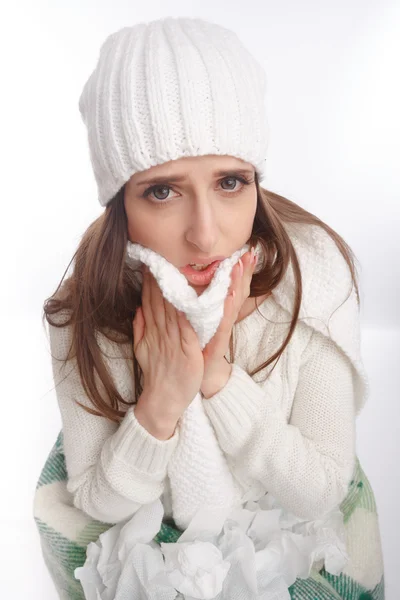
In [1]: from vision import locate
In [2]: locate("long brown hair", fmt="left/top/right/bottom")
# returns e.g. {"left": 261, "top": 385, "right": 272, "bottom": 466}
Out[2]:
{"left": 43, "top": 173, "right": 360, "bottom": 423}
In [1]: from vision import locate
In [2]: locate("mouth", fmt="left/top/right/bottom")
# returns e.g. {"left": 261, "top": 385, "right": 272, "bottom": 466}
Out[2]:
{"left": 180, "top": 260, "right": 222, "bottom": 285}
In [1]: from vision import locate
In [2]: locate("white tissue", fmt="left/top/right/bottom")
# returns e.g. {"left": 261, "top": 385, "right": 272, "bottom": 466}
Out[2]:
{"left": 160, "top": 541, "right": 231, "bottom": 599}
{"left": 74, "top": 500, "right": 178, "bottom": 600}
{"left": 75, "top": 490, "right": 348, "bottom": 600}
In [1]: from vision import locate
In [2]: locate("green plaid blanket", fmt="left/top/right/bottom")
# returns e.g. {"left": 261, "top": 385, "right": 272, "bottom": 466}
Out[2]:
{"left": 33, "top": 431, "right": 385, "bottom": 600}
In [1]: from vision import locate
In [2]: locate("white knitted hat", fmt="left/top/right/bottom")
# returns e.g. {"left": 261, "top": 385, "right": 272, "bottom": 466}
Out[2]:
{"left": 78, "top": 16, "right": 269, "bottom": 207}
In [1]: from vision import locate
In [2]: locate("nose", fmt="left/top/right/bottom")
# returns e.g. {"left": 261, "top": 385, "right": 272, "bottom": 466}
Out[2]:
{"left": 185, "top": 199, "right": 219, "bottom": 252}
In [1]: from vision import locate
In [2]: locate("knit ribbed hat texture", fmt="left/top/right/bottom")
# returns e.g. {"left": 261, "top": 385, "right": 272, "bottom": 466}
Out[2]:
{"left": 78, "top": 16, "right": 269, "bottom": 207}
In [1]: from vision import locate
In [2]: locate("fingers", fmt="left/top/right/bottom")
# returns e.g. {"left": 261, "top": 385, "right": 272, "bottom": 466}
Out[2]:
{"left": 227, "top": 249, "right": 257, "bottom": 305}
{"left": 163, "top": 289, "right": 181, "bottom": 342}
{"left": 240, "top": 248, "right": 257, "bottom": 274}
{"left": 141, "top": 265, "right": 180, "bottom": 342}
{"left": 140, "top": 267, "right": 155, "bottom": 331}
{"left": 148, "top": 268, "right": 167, "bottom": 333}
{"left": 176, "top": 308, "right": 197, "bottom": 349}
{"left": 232, "top": 249, "right": 256, "bottom": 283}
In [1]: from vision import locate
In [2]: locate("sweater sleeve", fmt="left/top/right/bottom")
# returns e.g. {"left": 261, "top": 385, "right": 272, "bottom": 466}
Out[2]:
{"left": 202, "top": 329, "right": 357, "bottom": 520}
{"left": 48, "top": 316, "right": 180, "bottom": 524}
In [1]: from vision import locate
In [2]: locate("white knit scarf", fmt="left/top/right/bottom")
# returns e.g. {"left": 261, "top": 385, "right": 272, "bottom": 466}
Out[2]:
{"left": 125, "top": 239, "right": 262, "bottom": 530}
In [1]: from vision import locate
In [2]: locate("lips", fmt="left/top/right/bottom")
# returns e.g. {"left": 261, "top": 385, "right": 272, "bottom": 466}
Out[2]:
{"left": 180, "top": 260, "right": 222, "bottom": 285}
{"left": 183, "top": 256, "right": 226, "bottom": 268}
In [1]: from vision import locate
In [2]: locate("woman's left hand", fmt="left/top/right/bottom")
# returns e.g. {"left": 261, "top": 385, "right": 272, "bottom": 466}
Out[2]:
{"left": 201, "top": 247, "right": 258, "bottom": 385}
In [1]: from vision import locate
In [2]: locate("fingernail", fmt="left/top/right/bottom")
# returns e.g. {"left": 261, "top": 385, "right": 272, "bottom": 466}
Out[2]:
{"left": 238, "top": 258, "right": 244, "bottom": 276}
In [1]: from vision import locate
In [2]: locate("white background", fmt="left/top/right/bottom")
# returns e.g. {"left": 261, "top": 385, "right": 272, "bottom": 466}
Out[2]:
{"left": 1, "top": 0, "right": 399, "bottom": 598}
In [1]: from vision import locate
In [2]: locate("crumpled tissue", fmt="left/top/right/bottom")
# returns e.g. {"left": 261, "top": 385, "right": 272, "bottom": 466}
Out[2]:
{"left": 74, "top": 489, "right": 348, "bottom": 600}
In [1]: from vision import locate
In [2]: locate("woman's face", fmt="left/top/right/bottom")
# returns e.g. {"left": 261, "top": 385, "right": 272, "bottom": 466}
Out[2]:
{"left": 124, "top": 154, "right": 257, "bottom": 295}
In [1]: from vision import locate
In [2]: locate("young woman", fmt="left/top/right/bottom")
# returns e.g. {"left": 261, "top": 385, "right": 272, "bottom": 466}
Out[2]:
{"left": 34, "top": 16, "right": 385, "bottom": 600}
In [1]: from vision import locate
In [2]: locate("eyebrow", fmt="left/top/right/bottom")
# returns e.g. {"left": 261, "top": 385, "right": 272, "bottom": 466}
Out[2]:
{"left": 135, "top": 168, "right": 255, "bottom": 186}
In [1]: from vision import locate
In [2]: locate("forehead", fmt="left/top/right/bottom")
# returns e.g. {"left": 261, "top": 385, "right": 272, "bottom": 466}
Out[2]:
{"left": 129, "top": 155, "right": 255, "bottom": 186}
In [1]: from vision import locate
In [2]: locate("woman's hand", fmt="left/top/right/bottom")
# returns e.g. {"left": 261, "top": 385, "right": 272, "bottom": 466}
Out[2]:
{"left": 201, "top": 247, "right": 257, "bottom": 388}
{"left": 132, "top": 265, "right": 205, "bottom": 425}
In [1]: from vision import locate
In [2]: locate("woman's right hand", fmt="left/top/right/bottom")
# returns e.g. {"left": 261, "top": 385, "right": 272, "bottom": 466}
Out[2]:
{"left": 132, "top": 265, "right": 204, "bottom": 426}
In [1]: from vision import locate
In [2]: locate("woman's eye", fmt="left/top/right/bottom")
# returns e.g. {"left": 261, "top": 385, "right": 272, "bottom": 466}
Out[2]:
{"left": 144, "top": 185, "right": 174, "bottom": 201}
{"left": 142, "top": 175, "right": 250, "bottom": 205}
{"left": 220, "top": 176, "right": 241, "bottom": 191}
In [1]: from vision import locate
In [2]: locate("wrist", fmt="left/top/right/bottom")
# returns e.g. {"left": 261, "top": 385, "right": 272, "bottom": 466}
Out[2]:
{"left": 201, "top": 360, "right": 232, "bottom": 399}
{"left": 134, "top": 397, "right": 179, "bottom": 440}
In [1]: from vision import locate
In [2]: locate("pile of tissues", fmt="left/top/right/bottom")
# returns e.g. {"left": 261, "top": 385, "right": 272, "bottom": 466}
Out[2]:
{"left": 74, "top": 491, "right": 348, "bottom": 600}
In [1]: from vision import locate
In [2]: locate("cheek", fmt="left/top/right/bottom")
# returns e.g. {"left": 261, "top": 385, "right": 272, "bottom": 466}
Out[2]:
{"left": 230, "top": 199, "right": 256, "bottom": 231}
{"left": 125, "top": 203, "right": 154, "bottom": 242}
{"left": 127, "top": 213, "right": 171, "bottom": 250}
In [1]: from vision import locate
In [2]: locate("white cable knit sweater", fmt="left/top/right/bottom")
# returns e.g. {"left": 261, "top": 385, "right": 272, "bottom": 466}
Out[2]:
{"left": 49, "top": 223, "right": 368, "bottom": 528}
